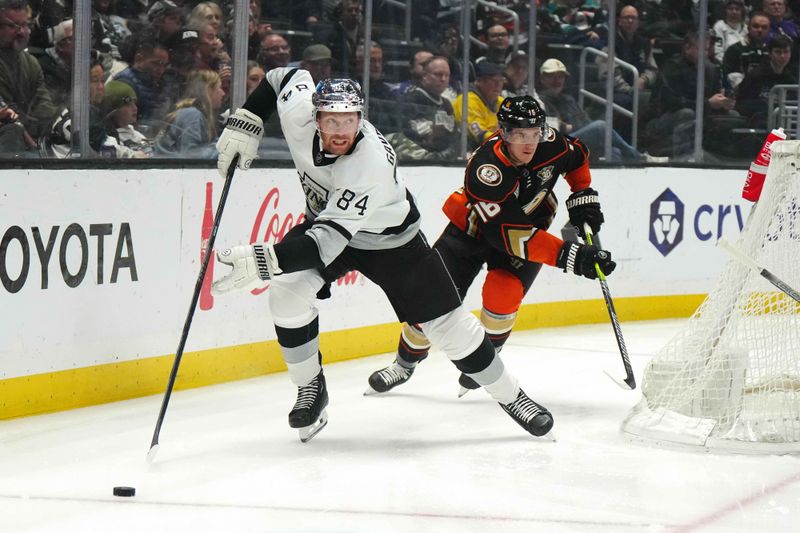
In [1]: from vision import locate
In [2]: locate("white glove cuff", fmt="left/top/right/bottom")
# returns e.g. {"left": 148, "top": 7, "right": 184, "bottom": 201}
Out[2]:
{"left": 253, "top": 244, "right": 283, "bottom": 279}
{"left": 225, "top": 108, "right": 264, "bottom": 137}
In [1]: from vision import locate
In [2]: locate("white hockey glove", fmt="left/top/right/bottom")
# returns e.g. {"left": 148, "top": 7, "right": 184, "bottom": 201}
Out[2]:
{"left": 211, "top": 244, "right": 283, "bottom": 295}
{"left": 215, "top": 108, "right": 264, "bottom": 179}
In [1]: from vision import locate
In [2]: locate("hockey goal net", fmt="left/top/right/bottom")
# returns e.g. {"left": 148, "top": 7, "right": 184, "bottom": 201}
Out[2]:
{"left": 622, "top": 140, "right": 800, "bottom": 453}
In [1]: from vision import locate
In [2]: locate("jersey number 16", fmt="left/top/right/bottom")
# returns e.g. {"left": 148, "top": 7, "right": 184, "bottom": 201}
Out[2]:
{"left": 473, "top": 201, "right": 501, "bottom": 223}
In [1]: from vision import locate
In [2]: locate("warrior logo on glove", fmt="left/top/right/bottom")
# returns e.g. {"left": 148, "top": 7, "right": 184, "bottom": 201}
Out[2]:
{"left": 215, "top": 108, "right": 264, "bottom": 177}
{"left": 211, "top": 244, "right": 282, "bottom": 295}
{"left": 566, "top": 187, "right": 604, "bottom": 239}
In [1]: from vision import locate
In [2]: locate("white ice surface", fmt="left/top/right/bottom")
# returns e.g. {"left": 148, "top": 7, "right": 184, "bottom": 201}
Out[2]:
{"left": 2, "top": 319, "right": 800, "bottom": 533}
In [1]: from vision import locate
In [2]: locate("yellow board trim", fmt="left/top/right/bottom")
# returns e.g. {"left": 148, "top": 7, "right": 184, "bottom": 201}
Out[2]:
{"left": 0, "top": 294, "right": 705, "bottom": 420}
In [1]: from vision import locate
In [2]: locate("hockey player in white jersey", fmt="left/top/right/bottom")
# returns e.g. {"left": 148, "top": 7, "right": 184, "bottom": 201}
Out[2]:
{"left": 211, "top": 67, "right": 554, "bottom": 442}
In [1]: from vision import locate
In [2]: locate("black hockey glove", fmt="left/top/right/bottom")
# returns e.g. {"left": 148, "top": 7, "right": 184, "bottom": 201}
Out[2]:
{"left": 556, "top": 242, "right": 616, "bottom": 280}
{"left": 566, "top": 187, "right": 604, "bottom": 239}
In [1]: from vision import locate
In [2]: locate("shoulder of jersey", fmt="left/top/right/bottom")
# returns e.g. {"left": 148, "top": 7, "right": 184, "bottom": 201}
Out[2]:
{"left": 531, "top": 128, "right": 569, "bottom": 161}
{"left": 268, "top": 68, "right": 315, "bottom": 101}
{"left": 465, "top": 137, "right": 518, "bottom": 202}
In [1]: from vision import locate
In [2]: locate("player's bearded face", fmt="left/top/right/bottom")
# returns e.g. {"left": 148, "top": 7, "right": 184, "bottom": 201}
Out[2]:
{"left": 502, "top": 127, "right": 541, "bottom": 165}
{"left": 317, "top": 111, "right": 360, "bottom": 155}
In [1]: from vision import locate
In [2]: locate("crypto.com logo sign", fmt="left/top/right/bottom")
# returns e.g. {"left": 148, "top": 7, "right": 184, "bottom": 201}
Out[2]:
{"left": 649, "top": 188, "right": 684, "bottom": 256}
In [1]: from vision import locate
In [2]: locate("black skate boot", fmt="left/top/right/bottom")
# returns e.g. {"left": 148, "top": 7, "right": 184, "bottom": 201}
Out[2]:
{"left": 457, "top": 373, "right": 481, "bottom": 398}
{"left": 288, "top": 372, "right": 329, "bottom": 443}
{"left": 364, "top": 362, "right": 414, "bottom": 395}
{"left": 500, "top": 390, "right": 554, "bottom": 437}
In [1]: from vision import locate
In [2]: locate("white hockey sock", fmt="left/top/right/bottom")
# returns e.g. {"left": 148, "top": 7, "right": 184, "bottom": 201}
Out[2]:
{"left": 482, "top": 369, "right": 520, "bottom": 405}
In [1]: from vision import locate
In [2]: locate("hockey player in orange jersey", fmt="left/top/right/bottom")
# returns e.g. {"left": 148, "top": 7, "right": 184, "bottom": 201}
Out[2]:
{"left": 366, "top": 95, "right": 617, "bottom": 396}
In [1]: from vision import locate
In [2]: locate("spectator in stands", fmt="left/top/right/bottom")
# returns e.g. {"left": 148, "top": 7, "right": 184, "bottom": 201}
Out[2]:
{"left": 537, "top": 58, "right": 648, "bottom": 162}
{"left": 113, "top": 32, "right": 170, "bottom": 132}
{"left": 561, "top": 9, "right": 604, "bottom": 48}
{"left": 453, "top": 59, "right": 505, "bottom": 150}
{"left": 502, "top": 49, "right": 529, "bottom": 97}
{"left": 101, "top": 80, "right": 152, "bottom": 157}
{"left": 194, "top": 22, "right": 222, "bottom": 70}
{"left": 154, "top": 69, "right": 224, "bottom": 158}
{"left": 161, "top": 28, "right": 200, "bottom": 117}
{"left": 246, "top": 60, "right": 265, "bottom": 96}
{"left": 90, "top": 53, "right": 106, "bottom": 106}
{"left": 354, "top": 40, "right": 398, "bottom": 133}
{"left": 247, "top": 11, "right": 262, "bottom": 61}
{"left": 246, "top": 11, "right": 269, "bottom": 60}
{"left": 392, "top": 48, "right": 433, "bottom": 97}
{"left": 257, "top": 32, "right": 291, "bottom": 72}
{"left": 429, "top": 23, "right": 465, "bottom": 97}
{"left": 501, "top": 50, "right": 546, "bottom": 110}
{"left": 711, "top": 0, "right": 747, "bottom": 64}
{"left": 148, "top": 0, "right": 185, "bottom": 49}
{"left": 39, "top": 52, "right": 111, "bottom": 158}
{"left": 475, "top": 0, "right": 525, "bottom": 37}
{"left": 354, "top": 40, "right": 391, "bottom": 95}
{"left": 314, "top": 0, "right": 364, "bottom": 76}
{"left": 598, "top": 4, "right": 658, "bottom": 109}
{"left": 387, "top": 55, "right": 457, "bottom": 161}
{"left": 764, "top": 0, "right": 799, "bottom": 41}
{"left": 723, "top": 12, "right": 771, "bottom": 90}
{"left": 250, "top": 0, "right": 262, "bottom": 22}
{"left": 0, "top": 0, "right": 58, "bottom": 143}
{"left": 92, "top": 0, "right": 132, "bottom": 60}
{"left": 736, "top": 34, "right": 796, "bottom": 128}
{"left": 30, "top": 0, "right": 68, "bottom": 49}
{"left": 0, "top": 94, "right": 28, "bottom": 155}
{"left": 535, "top": 6, "right": 564, "bottom": 35}
{"left": 645, "top": 31, "right": 737, "bottom": 157}
{"left": 192, "top": 21, "right": 231, "bottom": 97}
{"left": 476, "top": 24, "right": 510, "bottom": 65}
{"left": 188, "top": 2, "right": 224, "bottom": 34}
{"left": 34, "top": 19, "right": 72, "bottom": 110}
{"left": 639, "top": 0, "right": 696, "bottom": 40}
{"left": 300, "top": 44, "right": 332, "bottom": 83}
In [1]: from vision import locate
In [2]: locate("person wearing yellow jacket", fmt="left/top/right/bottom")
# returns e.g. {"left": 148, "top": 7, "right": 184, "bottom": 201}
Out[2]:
{"left": 453, "top": 59, "right": 505, "bottom": 150}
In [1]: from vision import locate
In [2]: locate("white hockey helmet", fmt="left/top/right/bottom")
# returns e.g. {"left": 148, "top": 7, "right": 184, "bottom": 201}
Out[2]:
{"left": 312, "top": 78, "right": 364, "bottom": 134}
{"left": 312, "top": 78, "right": 364, "bottom": 112}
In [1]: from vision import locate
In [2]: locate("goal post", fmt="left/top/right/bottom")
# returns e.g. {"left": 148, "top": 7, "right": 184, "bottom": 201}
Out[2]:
{"left": 621, "top": 140, "right": 800, "bottom": 454}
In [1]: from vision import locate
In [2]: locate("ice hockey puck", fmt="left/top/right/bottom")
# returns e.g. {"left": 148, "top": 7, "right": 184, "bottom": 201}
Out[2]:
{"left": 113, "top": 486, "right": 136, "bottom": 497}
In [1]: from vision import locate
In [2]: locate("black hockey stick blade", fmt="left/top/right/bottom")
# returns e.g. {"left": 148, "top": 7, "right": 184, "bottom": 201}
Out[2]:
{"left": 147, "top": 154, "right": 240, "bottom": 463}
{"left": 584, "top": 224, "right": 636, "bottom": 390}
{"left": 718, "top": 238, "right": 800, "bottom": 303}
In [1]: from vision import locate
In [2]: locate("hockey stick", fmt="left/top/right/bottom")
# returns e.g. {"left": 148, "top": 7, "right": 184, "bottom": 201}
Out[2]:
{"left": 583, "top": 224, "right": 636, "bottom": 390}
{"left": 147, "top": 155, "right": 239, "bottom": 463}
{"left": 718, "top": 238, "right": 800, "bottom": 303}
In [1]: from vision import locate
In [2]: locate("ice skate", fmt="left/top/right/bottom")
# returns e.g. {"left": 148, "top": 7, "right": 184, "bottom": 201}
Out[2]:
{"left": 364, "top": 362, "right": 414, "bottom": 395}
{"left": 457, "top": 373, "right": 481, "bottom": 397}
{"left": 500, "top": 389, "right": 554, "bottom": 437}
{"left": 288, "top": 372, "right": 329, "bottom": 443}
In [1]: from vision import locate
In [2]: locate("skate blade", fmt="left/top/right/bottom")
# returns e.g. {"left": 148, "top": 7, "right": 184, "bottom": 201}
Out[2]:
{"left": 541, "top": 431, "right": 557, "bottom": 442}
{"left": 457, "top": 386, "right": 471, "bottom": 398}
{"left": 298, "top": 410, "right": 328, "bottom": 443}
{"left": 363, "top": 385, "right": 380, "bottom": 396}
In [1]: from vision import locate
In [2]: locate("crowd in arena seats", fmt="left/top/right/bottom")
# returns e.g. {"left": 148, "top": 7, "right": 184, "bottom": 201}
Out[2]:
{"left": 1, "top": 0, "right": 799, "bottom": 162}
